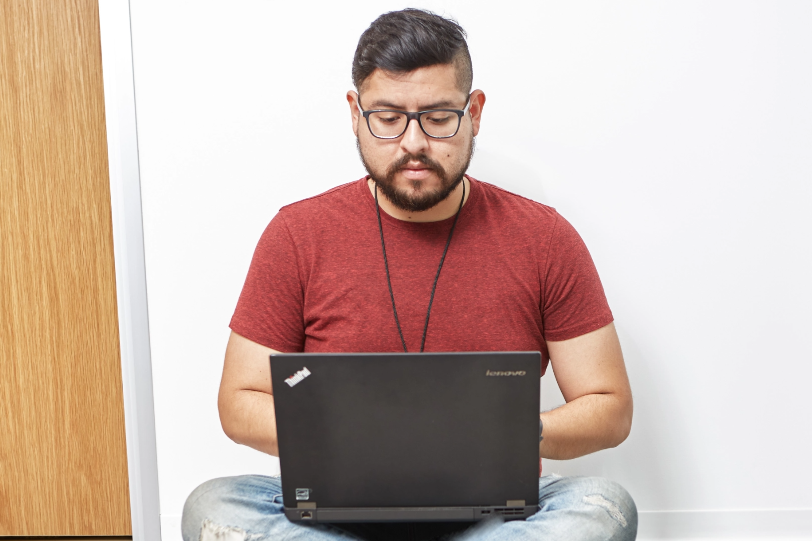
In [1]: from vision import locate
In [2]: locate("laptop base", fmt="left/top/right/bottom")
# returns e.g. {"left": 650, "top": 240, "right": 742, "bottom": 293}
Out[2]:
{"left": 285, "top": 505, "right": 539, "bottom": 523}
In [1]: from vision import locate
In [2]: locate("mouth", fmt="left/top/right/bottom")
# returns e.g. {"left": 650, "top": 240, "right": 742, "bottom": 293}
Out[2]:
{"left": 399, "top": 163, "right": 434, "bottom": 181}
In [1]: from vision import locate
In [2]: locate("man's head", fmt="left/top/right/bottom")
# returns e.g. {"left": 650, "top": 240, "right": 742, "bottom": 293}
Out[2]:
{"left": 348, "top": 9, "right": 485, "bottom": 214}
{"left": 352, "top": 9, "right": 473, "bottom": 95}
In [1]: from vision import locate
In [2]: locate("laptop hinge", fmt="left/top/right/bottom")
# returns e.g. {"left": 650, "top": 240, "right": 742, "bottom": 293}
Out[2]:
{"left": 506, "top": 500, "right": 525, "bottom": 507}
{"left": 297, "top": 502, "right": 317, "bottom": 509}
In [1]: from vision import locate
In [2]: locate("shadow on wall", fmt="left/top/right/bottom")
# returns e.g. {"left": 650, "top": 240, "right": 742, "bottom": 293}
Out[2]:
{"left": 541, "top": 313, "right": 696, "bottom": 514}
{"left": 469, "top": 143, "right": 701, "bottom": 513}
{"left": 467, "top": 146, "right": 548, "bottom": 205}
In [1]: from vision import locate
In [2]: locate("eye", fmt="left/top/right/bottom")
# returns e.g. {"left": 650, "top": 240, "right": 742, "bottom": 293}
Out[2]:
{"left": 424, "top": 112, "right": 454, "bottom": 125}
{"left": 370, "top": 112, "right": 405, "bottom": 125}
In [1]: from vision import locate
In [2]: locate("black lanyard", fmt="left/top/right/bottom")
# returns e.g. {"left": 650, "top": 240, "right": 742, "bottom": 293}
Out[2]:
{"left": 374, "top": 180, "right": 466, "bottom": 352}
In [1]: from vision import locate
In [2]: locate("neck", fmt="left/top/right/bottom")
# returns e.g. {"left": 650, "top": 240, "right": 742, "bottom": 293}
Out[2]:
{"left": 367, "top": 176, "right": 470, "bottom": 223}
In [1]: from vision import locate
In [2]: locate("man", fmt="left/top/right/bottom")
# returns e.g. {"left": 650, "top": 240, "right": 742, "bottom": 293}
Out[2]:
{"left": 182, "top": 9, "right": 636, "bottom": 541}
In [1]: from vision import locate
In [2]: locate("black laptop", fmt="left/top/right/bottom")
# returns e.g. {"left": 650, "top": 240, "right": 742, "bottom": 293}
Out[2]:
{"left": 270, "top": 352, "right": 541, "bottom": 524}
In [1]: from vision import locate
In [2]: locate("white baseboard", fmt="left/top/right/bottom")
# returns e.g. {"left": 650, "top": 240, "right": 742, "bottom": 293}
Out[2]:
{"left": 638, "top": 509, "right": 812, "bottom": 539}
{"left": 163, "top": 509, "right": 812, "bottom": 540}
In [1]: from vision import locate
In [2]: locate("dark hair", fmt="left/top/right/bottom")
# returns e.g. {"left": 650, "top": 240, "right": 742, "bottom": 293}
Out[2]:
{"left": 352, "top": 9, "right": 473, "bottom": 93}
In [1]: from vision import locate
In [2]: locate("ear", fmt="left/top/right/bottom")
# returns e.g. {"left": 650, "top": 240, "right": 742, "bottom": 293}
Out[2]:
{"left": 468, "top": 90, "right": 486, "bottom": 137}
{"left": 347, "top": 90, "right": 360, "bottom": 137}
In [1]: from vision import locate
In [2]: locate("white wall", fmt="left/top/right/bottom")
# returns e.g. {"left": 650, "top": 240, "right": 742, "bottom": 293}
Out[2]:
{"left": 128, "top": 1, "right": 812, "bottom": 539}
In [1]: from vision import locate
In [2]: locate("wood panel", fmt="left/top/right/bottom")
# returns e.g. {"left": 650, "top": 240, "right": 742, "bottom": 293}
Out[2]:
{"left": 0, "top": 0, "right": 131, "bottom": 535}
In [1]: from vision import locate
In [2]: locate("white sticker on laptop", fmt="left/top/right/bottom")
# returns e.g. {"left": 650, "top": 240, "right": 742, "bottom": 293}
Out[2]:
{"left": 296, "top": 488, "right": 311, "bottom": 500}
{"left": 285, "top": 367, "right": 311, "bottom": 387}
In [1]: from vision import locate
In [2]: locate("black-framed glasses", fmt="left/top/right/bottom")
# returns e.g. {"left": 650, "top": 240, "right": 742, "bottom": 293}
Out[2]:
{"left": 357, "top": 96, "right": 471, "bottom": 139}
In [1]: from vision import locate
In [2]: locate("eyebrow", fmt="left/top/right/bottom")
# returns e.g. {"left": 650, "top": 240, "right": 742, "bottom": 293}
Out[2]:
{"left": 366, "top": 99, "right": 463, "bottom": 110}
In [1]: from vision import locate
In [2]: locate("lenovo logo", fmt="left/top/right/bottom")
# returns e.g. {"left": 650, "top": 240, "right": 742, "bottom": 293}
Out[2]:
{"left": 285, "top": 367, "right": 311, "bottom": 387}
{"left": 486, "top": 370, "right": 526, "bottom": 376}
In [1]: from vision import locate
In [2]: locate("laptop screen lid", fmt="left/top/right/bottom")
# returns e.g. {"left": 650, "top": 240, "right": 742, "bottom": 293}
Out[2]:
{"left": 271, "top": 352, "right": 541, "bottom": 523}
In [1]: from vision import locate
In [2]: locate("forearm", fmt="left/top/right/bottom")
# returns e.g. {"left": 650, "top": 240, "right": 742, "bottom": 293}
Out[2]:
{"left": 539, "top": 392, "right": 632, "bottom": 460}
{"left": 219, "top": 389, "right": 279, "bottom": 456}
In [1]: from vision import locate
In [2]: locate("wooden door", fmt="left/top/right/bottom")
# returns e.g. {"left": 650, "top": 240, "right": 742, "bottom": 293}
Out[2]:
{"left": 0, "top": 0, "right": 131, "bottom": 535}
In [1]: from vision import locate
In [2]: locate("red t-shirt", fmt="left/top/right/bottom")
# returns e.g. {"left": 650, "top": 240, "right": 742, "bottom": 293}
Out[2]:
{"left": 230, "top": 176, "right": 612, "bottom": 375}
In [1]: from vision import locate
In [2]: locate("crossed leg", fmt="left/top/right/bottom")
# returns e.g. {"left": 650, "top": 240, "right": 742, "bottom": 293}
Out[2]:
{"left": 181, "top": 474, "right": 637, "bottom": 541}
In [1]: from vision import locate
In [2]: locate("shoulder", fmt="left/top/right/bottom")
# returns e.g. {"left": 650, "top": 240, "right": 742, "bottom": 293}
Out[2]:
{"left": 470, "top": 177, "right": 561, "bottom": 228}
{"left": 278, "top": 179, "right": 364, "bottom": 218}
{"left": 273, "top": 178, "right": 369, "bottom": 235}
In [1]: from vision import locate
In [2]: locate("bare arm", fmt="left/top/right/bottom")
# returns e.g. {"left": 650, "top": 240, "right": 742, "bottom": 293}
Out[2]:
{"left": 219, "top": 323, "right": 631, "bottom": 459}
{"left": 539, "top": 322, "right": 633, "bottom": 460}
{"left": 218, "top": 331, "right": 281, "bottom": 456}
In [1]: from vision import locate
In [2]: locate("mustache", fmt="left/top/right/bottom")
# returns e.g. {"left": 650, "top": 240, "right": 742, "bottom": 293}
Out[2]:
{"left": 387, "top": 153, "right": 445, "bottom": 176}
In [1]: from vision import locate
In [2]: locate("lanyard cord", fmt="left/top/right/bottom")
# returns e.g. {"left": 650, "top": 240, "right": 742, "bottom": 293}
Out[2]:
{"left": 375, "top": 180, "right": 466, "bottom": 352}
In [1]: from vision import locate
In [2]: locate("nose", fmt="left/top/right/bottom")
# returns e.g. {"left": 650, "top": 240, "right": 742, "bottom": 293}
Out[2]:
{"left": 399, "top": 116, "right": 430, "bottom": 155}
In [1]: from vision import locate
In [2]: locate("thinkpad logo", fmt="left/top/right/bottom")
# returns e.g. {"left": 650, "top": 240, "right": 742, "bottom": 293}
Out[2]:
{"left": 486, "top": 370, "right": 526, "bottom": 376}
{"left": 285, "top": 367, "right": 311, "bottom": 387}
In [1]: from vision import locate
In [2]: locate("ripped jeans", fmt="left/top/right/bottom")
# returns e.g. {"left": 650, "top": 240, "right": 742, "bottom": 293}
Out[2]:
{"left": 182, "top": 475, "right": 637, "bottom": 541}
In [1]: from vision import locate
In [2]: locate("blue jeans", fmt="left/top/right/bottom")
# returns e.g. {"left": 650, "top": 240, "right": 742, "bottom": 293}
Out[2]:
{"left": 182, "top": 474, "right": 637, "bottom": 541}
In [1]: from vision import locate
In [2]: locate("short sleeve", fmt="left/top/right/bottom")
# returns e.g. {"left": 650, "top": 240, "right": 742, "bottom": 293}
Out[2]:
{"left": 541, "top": 213, "right": 613, "bottom": 342}
{"left": 229, "top": 212, "right": 305, "bottom": 352}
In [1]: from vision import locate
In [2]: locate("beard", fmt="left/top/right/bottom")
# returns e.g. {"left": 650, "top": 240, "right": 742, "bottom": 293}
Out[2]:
{"left": 357, "top": 138, "right": 475, "bottom": 213}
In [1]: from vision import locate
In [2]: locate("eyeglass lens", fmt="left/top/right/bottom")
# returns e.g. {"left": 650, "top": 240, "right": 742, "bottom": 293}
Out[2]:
{"left": 368, "top": 111, "right": 460, "bottom": 138}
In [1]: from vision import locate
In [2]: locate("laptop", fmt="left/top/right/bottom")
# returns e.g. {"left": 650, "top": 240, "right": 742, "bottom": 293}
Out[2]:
{"left": 270, "top": 352, "right": 541, "bottom": 524}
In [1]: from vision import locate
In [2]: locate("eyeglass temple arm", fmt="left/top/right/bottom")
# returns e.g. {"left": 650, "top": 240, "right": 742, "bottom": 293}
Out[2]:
{"left": 462, "top": 96, "right": 472, "bottom": 115}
